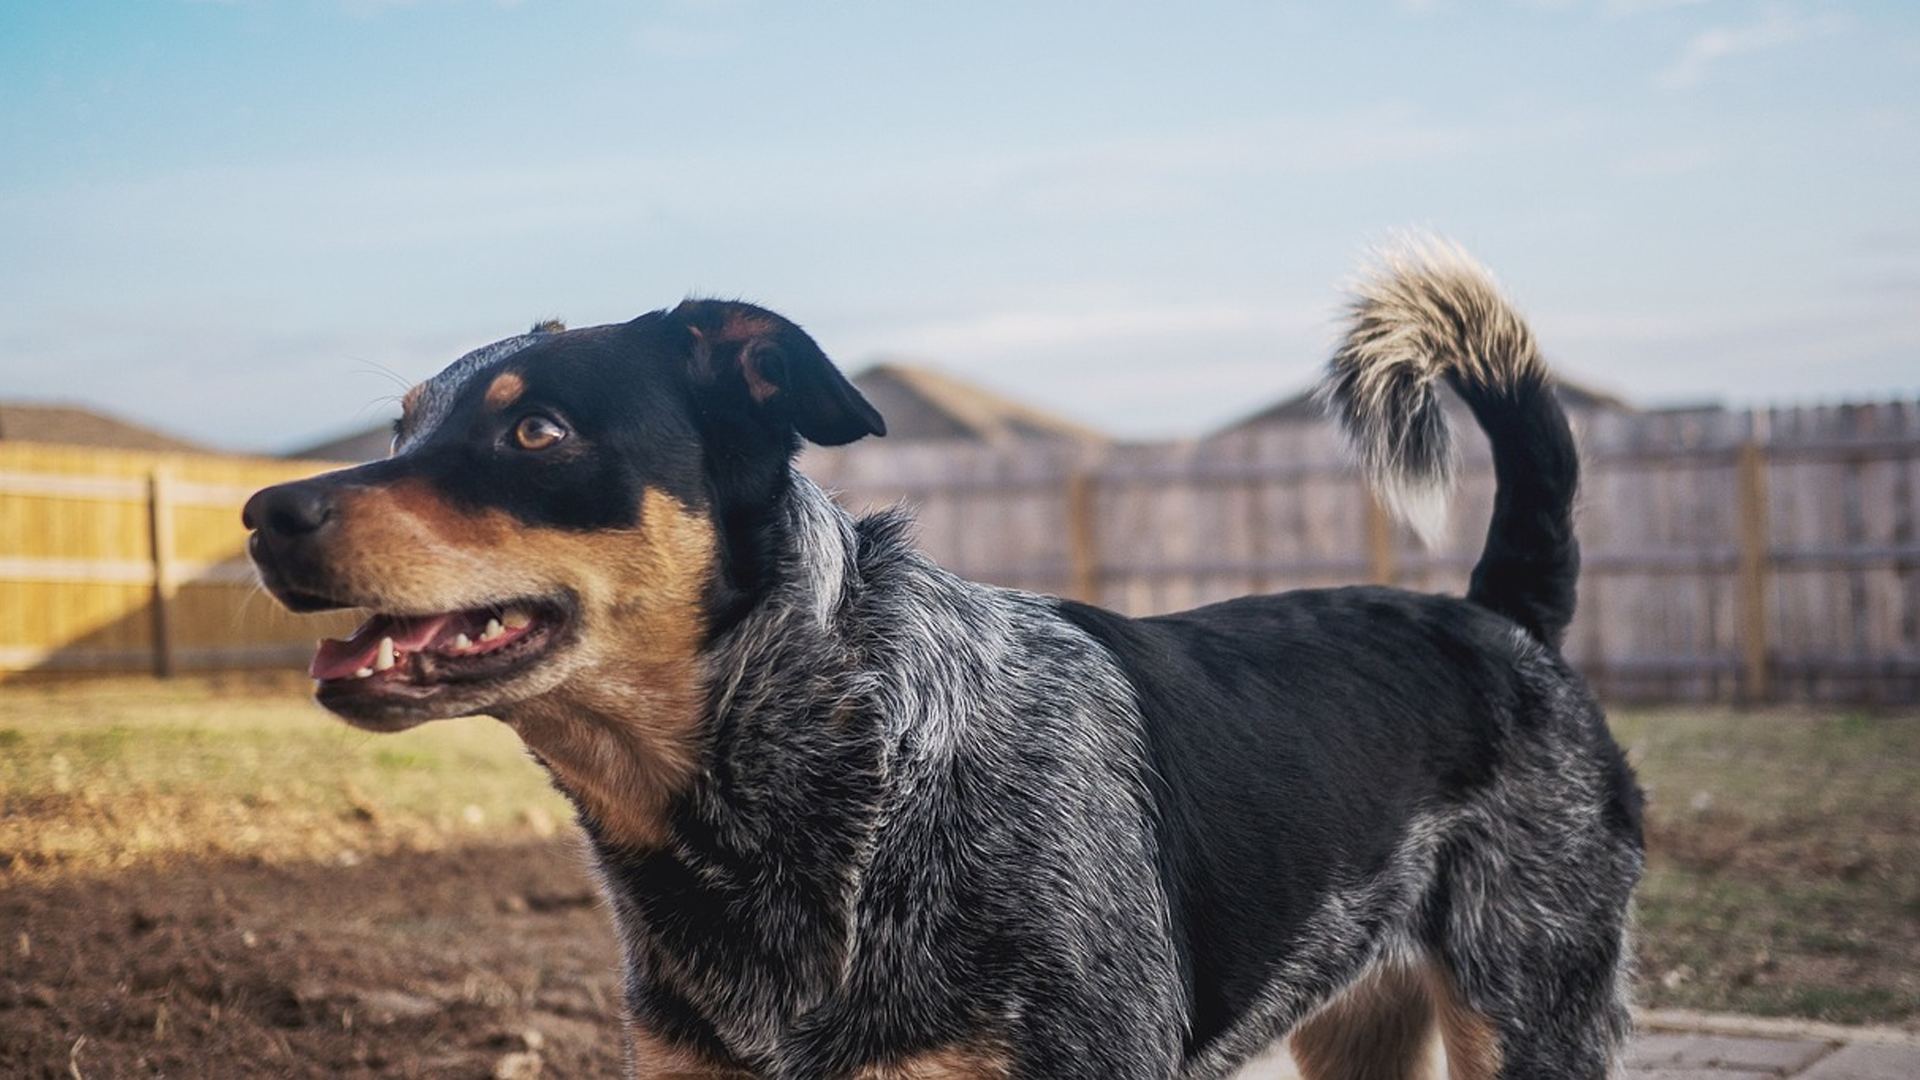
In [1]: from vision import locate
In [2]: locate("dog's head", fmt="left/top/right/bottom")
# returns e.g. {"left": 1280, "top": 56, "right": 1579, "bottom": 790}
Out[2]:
{"left": 245, "top": 301, "right": 884, "bottom": 731}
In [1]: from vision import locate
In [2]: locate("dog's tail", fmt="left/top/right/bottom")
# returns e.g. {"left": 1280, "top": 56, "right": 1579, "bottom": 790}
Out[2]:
{"left": 1323, "top": 236, "right": 1580, "bottom": 649}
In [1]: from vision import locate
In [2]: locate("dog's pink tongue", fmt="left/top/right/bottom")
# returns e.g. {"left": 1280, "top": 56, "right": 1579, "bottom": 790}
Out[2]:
{"left": 310, "top": 613, "right": 459, "bottom": 680}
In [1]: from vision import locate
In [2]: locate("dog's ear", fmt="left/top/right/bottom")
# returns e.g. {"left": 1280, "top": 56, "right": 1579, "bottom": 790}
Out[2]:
{"left": 668, "top": 300, "right": 886, "bottom": 447}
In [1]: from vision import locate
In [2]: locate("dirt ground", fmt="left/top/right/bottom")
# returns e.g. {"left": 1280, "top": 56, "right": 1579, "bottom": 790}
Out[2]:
{"left": 11, "top": 808, "right": 1916, "bottom": 1080}
{"left": 3, "top": 839, "right": 625, "bottom": 1080}
{"left": 4, "top": 681, "right": 1916, "bottom": 1077}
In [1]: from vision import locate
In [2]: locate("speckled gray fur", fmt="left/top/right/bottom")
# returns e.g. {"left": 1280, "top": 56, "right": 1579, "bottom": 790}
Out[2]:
{"left": 595, "top": 479, "right": 1185, "bottom": 1077}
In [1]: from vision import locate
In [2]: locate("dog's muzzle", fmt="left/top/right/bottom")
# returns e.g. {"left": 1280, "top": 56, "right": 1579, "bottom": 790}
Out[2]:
{"left": 244, "top": 477, "right": 354, "bottom": 612}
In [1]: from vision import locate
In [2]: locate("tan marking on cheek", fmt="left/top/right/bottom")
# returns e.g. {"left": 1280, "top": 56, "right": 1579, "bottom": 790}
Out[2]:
{"left": 296, "top": 473, "right": 721, "bottom": 851}
{"left": 320, "top": 481, "right": 535, "bottom": 608}
{"left": 852, "top": 1044, "right": 1013, "bottom": 1080}
{"left": 500, "top": 487, "right": 719, "bottom": 850}
{"left": 485, "top": 371, "right": 527, "bottom": 409}
{"left": 307, "top": 485, "right": 476, "bottom": 603}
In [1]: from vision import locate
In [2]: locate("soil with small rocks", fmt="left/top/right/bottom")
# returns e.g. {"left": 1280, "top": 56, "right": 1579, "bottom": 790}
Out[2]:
{"left": 2, "top": 839, "right": 626, "bottom": 1079}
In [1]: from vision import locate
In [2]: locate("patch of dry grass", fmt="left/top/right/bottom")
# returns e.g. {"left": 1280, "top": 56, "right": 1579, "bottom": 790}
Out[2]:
{"left": 0, "top": 675, "right": 572, "bottom": 877}
{"left": 4, "top": 679, "right": 1916, "bottom": 1026}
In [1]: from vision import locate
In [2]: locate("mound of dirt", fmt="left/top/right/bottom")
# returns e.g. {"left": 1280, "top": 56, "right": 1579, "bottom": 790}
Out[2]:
{"left": 2, "top": 840, "right": 625, "bottom": 1079}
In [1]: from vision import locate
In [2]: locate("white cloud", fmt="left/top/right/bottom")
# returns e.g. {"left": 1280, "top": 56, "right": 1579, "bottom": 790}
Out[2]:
{"left": 0, "top": 310, "right": 471, "bottom": 452}
{"left": 1656, "top": 5, "right": 1848, "bottom": 89}
{"left": 1611, "top": 144, "right": 1719, "bottom": 178}
{"left": 331, "top": 0, "right": 525, "bottom": 13}
{"left": 634, "top": 24, "right": 737, "bottom": 59}
{"left": 1539, "top": 296, "right": 1920, "bottom": 407}
{"left": 1605, "top": 0, "right": 1712, "bottom": 14}
{"left": 944, "top": 102, "right": 1570, "bottom": 224}
{"left": 1507, "top": 0, "right": 1708, "bottom": 11}
{"left": 867, "top": 301, "right": 1324, "bottom": 360}
{"left": 827, "top": 299, "right": 1338, "bottom": 440}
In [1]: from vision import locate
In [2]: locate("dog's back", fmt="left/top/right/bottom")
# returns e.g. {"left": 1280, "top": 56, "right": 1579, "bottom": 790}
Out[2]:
{"left": 1058, "top": 240, "right": 1642, "bottom": 1078}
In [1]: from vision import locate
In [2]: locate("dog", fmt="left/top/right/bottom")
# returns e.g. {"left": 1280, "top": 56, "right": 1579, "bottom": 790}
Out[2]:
{"left": 245, "top": 238, "right": 1643, "bottom": 1079}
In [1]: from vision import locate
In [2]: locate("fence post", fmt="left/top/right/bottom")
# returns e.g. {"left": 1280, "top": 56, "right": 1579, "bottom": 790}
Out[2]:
{"left": 1366, "top": 492, "right": 1397, "bottom": 586}
{"left": 1736, "top": 429, "right": 1771, "bottom": 704}
{"left": 1066, "top": 471, "right": 1101, "bottom": 605}
{"left": 147, "top": 467, "right": 178, "bottom": 678}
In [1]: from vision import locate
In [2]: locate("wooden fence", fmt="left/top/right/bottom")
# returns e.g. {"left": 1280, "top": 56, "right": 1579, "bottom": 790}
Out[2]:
{"left": 803, "top": 401, "right": 1920, "bottom": 705}
{"left": 0, "top": 443, "right": 355, "bottom": 678}
{"left": 5, "top": 399, "right": 1917, "bottom": 703}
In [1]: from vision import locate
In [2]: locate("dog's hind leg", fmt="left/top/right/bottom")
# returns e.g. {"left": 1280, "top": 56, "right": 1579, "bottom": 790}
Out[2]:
{"left": 1427, "top": 935, "right": 1632, "bottom": 1080}
{"left": 1288, "top": 962, "right": 1440, "bottom": 1080}
{"left": 1425, "top": 802, "right": 1640, "bottom": 1078}
{"left": 1421, "top": 960, "right": 1502, "bottom": 1080}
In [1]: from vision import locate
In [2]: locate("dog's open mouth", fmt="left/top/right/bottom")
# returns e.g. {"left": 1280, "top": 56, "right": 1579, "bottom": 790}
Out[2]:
{"left": 310, "top": 598, "right": 571, "bottom": 710}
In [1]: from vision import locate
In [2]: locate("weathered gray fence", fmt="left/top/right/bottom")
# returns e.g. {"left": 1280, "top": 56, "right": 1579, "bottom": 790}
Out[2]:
{"left": 802, "top": 401, "right": 1920, "bottom": 705}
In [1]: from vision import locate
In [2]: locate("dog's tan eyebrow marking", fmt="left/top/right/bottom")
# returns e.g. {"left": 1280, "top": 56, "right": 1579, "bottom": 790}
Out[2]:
{"left": 401, "top": 383, "right": 424, "bottom": 416}
{"left": 485, "top": 371, "right": 527, "bottom": 410}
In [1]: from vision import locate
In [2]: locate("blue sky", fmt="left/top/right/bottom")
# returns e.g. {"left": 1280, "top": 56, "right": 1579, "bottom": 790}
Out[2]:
{"left": 3, "top": 0, "right": 1915, "bottom": 453}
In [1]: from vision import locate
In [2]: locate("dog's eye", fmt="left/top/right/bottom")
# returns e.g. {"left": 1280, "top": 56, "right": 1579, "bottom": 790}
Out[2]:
{"left": 512, "top": 414, "right": 569, "bottom": 452}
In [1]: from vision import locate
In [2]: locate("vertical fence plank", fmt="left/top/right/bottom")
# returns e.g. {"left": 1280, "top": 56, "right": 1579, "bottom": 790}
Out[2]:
{"left": 1736, "top": 434, "right": 1771, "bottom": 704}
{"left": 1366, "top": 494, "right": 1397, "bottom": 586}
{"left": 1066, "top": 471, "right": 1100, "bottom": 605}
{"left": 147, "top": 466, "right": 178, "bottom": 678}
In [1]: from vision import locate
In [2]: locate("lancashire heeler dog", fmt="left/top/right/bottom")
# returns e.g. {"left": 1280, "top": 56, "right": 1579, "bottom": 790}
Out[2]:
{"left": 246, "top": 239, "right": 1643, "bottom": 1079}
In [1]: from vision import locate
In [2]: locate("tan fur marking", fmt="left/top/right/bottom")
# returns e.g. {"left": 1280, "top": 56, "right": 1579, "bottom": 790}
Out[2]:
{"left": 494, "top": 487, "right": 713, "bottom": 849}
{"left": 711, "top": 313, "right": 783, "bottom": 403}
{"left": 715, "top": 310, "right": 778, "bottom": 345}
{"left": 485, "top": 370, "right": 527, "bottom": 409}
{"left": 1425, "top": 961, "right": 1503, "bottom": 1080}
{"left": 1291, "top": 962, "right": 1440, "bottom": 1080}
{"left": 627, "top": 1022, "right": 753, "bottom": 1078}
{"left": 739, "top": 347, "right": 781, "bottom": 404}
{"left": 851, "top": 1043, "right": 1013, "bottom": 1080}
{"left": 318, "top": 481, "right": 717, "bottom": 849}
{"left": 688, "top": 312, "right": 783, "bottom": 403}
{"left": 396, "top": 384, "right": 425, "bottom": 445}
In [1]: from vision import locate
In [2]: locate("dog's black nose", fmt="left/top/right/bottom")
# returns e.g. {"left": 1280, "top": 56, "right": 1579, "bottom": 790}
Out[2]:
{"left": 243, "top": 480, "right": 335, "bottom": 538}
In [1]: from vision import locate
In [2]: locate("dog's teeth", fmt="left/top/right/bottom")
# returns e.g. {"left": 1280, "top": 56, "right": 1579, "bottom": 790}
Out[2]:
{"left": 481, "top": 618, "right": 504, "bottom": 642}
{"left": 353, "top": 667, "right": 374, "bottom": 679}
{"left": 374, "top": 636, "right": 396, "bottom": 672}
{"left": 452, "top": 633, "right": 473, "bottom": 651}
{"left": 503, "top": 608, "right": 532, "bottom": 631}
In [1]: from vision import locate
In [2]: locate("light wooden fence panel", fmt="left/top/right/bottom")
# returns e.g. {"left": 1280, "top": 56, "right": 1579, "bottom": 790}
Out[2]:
{"left": 0, "top": 443, "right": 357, "bottom": 677}
{"left": 805, "top": 401, "right": 1920, "bottom": 705}
{"left": 8, "top": 399, "right": 1918, "bottom": 702}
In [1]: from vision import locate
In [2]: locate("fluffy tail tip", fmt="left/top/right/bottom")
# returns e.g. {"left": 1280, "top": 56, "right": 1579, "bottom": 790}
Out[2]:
{"left": 1321, "top": 235, "right": 1538, "bottom": 546}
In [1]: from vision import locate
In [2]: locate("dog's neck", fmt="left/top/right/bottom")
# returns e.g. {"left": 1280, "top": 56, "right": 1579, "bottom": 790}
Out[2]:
{"left": 706, "top": 474, "right": 865, "bottom": 716}
{"left": 499, "top": 658, "right": 708, "bottom": 851}
{"left": 501, "top": 474, "right": 878, "bottom": 854}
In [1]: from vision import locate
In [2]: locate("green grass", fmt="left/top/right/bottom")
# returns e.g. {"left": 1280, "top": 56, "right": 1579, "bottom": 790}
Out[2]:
{"left": 1610, "top": 707, "right": 1920, "bottom": 1025}
{"left": 1612, "top": 708, "right": 1920, "bottom": 823}
{"left": 0, "top": 675, "right": 572, "bottom": 875}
